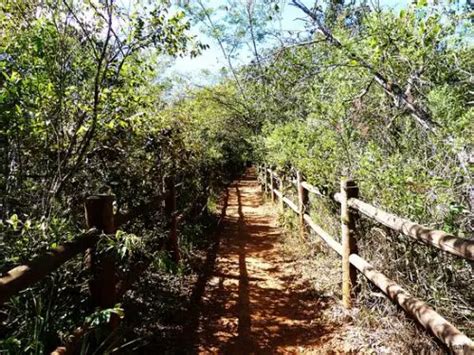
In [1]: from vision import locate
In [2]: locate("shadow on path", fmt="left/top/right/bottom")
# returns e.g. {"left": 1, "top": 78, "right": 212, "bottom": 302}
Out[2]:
{"left": 193, "top": 168, "right": 335, "bottom": 354}
{"left": 182, "top": 188, "right": 230, "bottom": 350}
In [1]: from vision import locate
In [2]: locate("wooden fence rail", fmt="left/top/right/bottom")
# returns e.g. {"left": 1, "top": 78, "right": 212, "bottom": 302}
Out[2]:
{"left": 333, "top": 193, "right": 474, "bottom": 260}
{"left": 257, "top": 165, "right": 474, "bottom": 354}
{"left": 0, "top": 177, "right": 190, "bottom": 353}
{"left": 0, "top": 192, "right": 173, "bottom": 305}
{"left": 289, "top": 170, "right": 472, "bottom": 261}
{"left": 0, "top": 229, "right": 99, "bottom": 305}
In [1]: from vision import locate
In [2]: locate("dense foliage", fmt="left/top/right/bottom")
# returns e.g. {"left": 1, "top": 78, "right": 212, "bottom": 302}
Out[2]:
{"left": 0, "top": 0, "right": 472, "bottom": 352}
{"left": 244, "top": 0, "right": 473, "bottom": 340}
{"left": 184, "top": 0, "right": 473, "bottom": 346}
{"left": 0, "top": 1, "right": 250, "bottom": 352}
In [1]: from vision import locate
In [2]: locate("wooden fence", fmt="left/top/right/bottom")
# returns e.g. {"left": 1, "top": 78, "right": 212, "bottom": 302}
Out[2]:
{"left": 0, "top": 178, "right": 198, "bottom": 353}
{"left": 257, "top": 165, "right": 474, "bottom": 355}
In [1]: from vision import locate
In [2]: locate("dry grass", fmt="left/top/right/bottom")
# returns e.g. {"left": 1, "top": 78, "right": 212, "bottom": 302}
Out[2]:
{"left": 276, "top": 206, "right": 444, "bottom": 354}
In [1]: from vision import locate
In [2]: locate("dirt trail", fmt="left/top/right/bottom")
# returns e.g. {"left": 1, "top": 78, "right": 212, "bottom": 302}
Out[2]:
{"left": 195, "top": 168, "right": 334, "bottom": 354}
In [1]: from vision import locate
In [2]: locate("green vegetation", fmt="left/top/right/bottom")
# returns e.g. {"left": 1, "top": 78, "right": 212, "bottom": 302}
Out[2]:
{"left": 186, "top": 0, "right": 473, "bottom": 347}
{"left": 0, "top": 1, "right": 250, "bottom": 352}
{"left": 0, "top": 0, "right": 472, "bottom": 353}
{"left": 250, "top": 0, "right": 473, "bottom": 343}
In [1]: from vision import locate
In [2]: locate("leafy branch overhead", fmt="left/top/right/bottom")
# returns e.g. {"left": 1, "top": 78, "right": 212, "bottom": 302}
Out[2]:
{"left": 0, "top": 0, "right": 472, "bottom": 353}
{"left": 290, "top": 0, "right": 439, "bottom": 132}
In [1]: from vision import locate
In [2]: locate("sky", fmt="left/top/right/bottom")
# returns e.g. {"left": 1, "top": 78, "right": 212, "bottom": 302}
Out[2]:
{"left": 163, "top": 0, "right": 410, "bottom": 86}
{"left": 168, "top": 2, "right": 307, "bottom": 76}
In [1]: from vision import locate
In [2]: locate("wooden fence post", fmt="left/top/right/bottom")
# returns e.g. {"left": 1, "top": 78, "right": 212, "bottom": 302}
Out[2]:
{"left": 279, "top": 174, "right": 284, "bottom": 212}
{"left": 270, "top": 170, "right": 275, "bottom": 202}
{"left": 84, "top": 195, "right": 117, "bottom": 310}
{"left": 165, "top": 174, "right": 180, "bottom": 263}
{"left": 340, "top": 178, "right": 359, "bottom": 308}
{"left": 264, "top": 165, "right": 268, "bottom": 194}
{"left": 297, "top": 171, "right": 309, "bottom": 238}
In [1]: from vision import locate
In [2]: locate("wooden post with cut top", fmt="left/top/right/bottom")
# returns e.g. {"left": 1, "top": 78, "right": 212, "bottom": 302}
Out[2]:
{"left": 340, "top": 178, "right": 359, "bottom": 308}
{"left": 297, "top": 171, "right": 309, "bottom": 238}
{"left": 84, "top": 195, "right": 117, "bottom": 310}
{"left": 264, "top": 165, "right": 268, "bottom": 194}
{"left": 279, "top": 174, "right": 284, "bottom": 212}
{"left": 270, "top": 170, "right": 275, "bottom": 202}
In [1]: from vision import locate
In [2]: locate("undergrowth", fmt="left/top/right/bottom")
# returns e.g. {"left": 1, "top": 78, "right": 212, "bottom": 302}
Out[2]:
{"left": 274, "top": 195, "right": 444, "bottom": 354}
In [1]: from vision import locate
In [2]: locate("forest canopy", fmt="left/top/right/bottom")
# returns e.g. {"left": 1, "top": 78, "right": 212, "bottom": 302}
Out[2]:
{"left": 0, "top": 0, "right": 472, "bottom": 353}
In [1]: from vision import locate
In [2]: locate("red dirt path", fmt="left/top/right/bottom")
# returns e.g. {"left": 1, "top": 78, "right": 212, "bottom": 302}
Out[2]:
{"left": 195, "top": 169, "right": 335, "bottom": 354}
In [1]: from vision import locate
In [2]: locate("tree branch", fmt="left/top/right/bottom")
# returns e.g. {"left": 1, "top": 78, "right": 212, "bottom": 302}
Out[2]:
{"left": 290, "top": 0, "right": 438, "bottom": 132}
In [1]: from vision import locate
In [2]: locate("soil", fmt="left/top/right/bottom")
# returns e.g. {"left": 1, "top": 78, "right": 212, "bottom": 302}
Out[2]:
{"left": 191, "top": 168, "right": 337, "bottom": 354}
{"left": 122, "top": 168, "right": 441, "bottom": 354}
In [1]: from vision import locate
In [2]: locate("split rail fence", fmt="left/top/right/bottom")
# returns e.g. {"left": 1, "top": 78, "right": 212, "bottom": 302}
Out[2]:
{"left": 0, "top": 175, "right": 191, "bottom": 353}
{"left": 257, "top": 165, "right": 474, "bottom": 355}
